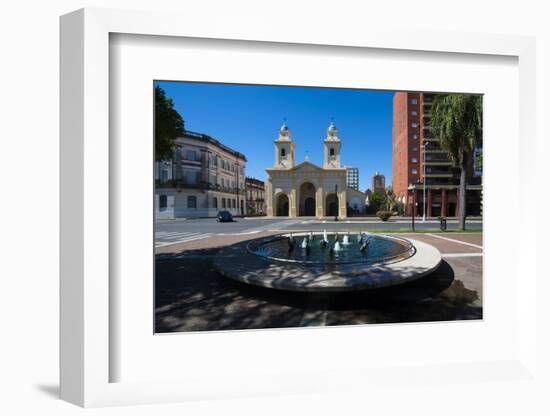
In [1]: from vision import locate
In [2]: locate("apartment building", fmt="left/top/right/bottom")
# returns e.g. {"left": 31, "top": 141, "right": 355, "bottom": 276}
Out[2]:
{"left": 392, "top": 92, "right": 482, "bottom": 217}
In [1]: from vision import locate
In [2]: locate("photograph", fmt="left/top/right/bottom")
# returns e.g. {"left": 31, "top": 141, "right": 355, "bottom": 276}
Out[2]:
{"left": 154, "top": 81, "right": 483, "bottom": 333}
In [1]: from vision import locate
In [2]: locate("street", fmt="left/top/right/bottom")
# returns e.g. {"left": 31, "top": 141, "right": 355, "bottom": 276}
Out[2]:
{"left": 155, "top": 216, "right": 483, "bottom": 247}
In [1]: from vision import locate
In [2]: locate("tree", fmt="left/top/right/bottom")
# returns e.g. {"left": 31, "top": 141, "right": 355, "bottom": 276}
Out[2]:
{"left": 367, "top": 191, "right": 385, "bottom": 214}
{"left": 430, "top": 94, "right": 482, "bottom": 230}
{"left": 383, "top": 186, "right": 398, "bottom": 212}
{"left": 155, "top": 85, "right": 185, "bottom": 161}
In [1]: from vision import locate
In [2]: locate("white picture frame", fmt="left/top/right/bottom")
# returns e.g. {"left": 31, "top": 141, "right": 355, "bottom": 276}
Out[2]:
{"left": 60, "top": 7, "right": 538, "bottom": 408}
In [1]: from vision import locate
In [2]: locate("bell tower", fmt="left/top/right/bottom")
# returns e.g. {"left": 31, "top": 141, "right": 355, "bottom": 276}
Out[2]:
{"left": 274, "top": 121, "right": 295, "bottom": 168}
{"left": 323, "top": 120, "right": 342, "bottom": 168}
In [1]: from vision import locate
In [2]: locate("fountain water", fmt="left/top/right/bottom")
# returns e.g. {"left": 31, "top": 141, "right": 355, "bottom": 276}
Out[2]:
{"left": 214, "top": 230, "right": 442, "bottom": 292}
{"left": 342, "top": 233, "right": 350, "bottom": 245}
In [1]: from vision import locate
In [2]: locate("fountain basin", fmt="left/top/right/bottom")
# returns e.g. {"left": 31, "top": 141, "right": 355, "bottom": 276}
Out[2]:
{"left": 249, "top": 233, "right": 415, "bottom": 266}
{"left": 213, "top": 232, "right": 441, "bottom": 292}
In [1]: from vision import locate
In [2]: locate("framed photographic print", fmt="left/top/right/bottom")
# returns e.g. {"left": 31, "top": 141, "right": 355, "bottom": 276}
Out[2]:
{"left": 152, "top": 80, "right": 482, "bottom": 334}
{"left": 60, "top": 7, "right": 538, "bottom": 408}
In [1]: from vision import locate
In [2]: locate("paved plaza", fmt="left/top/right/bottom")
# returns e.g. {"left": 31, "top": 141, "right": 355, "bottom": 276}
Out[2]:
{"left": 155, "top": 217, "right": 483, "bottom": 332}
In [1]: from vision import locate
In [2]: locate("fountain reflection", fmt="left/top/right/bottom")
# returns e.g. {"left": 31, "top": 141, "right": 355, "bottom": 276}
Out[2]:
{"left": 253, "top": 231, "right": 414, "bottom": 266}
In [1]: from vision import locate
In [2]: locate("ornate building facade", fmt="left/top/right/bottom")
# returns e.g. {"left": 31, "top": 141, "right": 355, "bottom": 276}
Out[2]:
{"left": 155, "top": 130, "right": 246, "bottom": 219}
{"left": 245, "top": 177, "right": 266, "bottom": 216}
{"left": 265, "top": 121, "right": 356, "bottom": 219}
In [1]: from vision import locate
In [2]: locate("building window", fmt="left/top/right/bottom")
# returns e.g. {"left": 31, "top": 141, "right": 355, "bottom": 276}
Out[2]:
{"left": 411, "top": 168, "right": 418, "bottom": 174}
{"left": 185, "top": 171, "right": 200, "bottom": 185}
{"left": 411, "top": 157, "right": 418, "bottom": 163}
{"left": 411, "top": 123, "right": 418, "bottom": 128}
{"left": 411, "top": 98, "right": 418, "bottom": 105}
{"left": 187, "top": 196, "right": 197, "bottom": 209}
{"left": 213, "top": 197, "right": 218, "bottom": 209}
{"left": 281, "top": 148, "right": 286, "bottom": 157}
{"left": 411, "top": 111, "right": 417, "bottom": 116}
{"left": 232, "top": 199, "right": 236, "bottom": 208}
{"left": 186, "top": 150, "right": 197, "bottom": 161}
{"left": 412, "top": 146, "right": 418, "bottom": 151}
{"left": 330, "top": 148, "right": 335, "bottom": 156}
{"left": 222, "top": 198, "right": 226, "bottom": 208}
{"left": 159, "top": 168, "right": 169, "bottom": 183}
{"left": 159, "top": 195, "right": 167, "bottom": 210}
{"left": 412, "top": 134, "right": 418, "bottom": 140}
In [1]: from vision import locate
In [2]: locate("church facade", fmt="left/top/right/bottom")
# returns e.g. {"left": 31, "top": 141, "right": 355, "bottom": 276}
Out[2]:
{"left": 266, "top": 121, "right": 363, "bottom": 219}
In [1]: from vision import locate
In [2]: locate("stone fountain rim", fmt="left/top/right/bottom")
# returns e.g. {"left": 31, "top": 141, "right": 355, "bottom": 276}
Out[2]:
{"left": 213, "top": 235, "right": 442, "bottom": 292}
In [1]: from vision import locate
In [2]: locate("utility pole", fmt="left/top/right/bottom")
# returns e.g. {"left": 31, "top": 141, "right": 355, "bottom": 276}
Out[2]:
{"left": 422, "top": 142, "right": 428, "bottom": 222}
{"left": 412, "top": 191, "right": 416, "bottom": 231}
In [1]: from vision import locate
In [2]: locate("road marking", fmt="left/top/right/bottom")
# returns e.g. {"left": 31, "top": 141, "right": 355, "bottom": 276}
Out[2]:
{"left": 159, "top": 232, "right": 201, "bottom": 240}
{"left": 156, "top": 232, "right": 200, "bottom": 238}
{"left": 441, "top": 253, "right": 483, "bottom": 258}
{"left": 426, "top": 233, "right": 483, "bottom": 249}
{"left": 217, "top": 230, "right": 262, "bottom": 236}
{"left": 155, "top": 233, "right": 213, "bottom": 247}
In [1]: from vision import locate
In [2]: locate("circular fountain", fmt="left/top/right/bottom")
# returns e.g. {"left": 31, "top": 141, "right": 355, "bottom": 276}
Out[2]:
{"left": 213, "top": 231, "right": 441, "bottom": 292}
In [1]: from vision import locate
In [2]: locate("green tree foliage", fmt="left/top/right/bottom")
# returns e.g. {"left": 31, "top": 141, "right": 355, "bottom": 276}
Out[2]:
{"left": 367, "top": 191, "right": 385, "bottom": 214}
{"left": 430, "top": 94, "right": 482, "bottom": 230}
{"left": 155, "top": 85, "right": 185, "bottom": 161}
{"left": 383, "top": 186, "right": 398, "bottom": 212}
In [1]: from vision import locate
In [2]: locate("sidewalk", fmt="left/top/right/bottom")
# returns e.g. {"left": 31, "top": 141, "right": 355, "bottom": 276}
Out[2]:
{"left": 243, "top": 216, "right": 483, "bottom": 223}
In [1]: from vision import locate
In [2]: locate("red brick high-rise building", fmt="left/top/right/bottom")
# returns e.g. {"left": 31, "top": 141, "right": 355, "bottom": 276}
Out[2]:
{"left": 391, "top": 92, "right": 482, "bottom": 217}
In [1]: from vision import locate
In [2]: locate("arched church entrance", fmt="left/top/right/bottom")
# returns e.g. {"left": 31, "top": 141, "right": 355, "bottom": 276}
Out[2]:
{"left": 299, "top": 182, "right": 316, "bottom": 216}
{"left": 276, "top": 193, "right": 289, "bottom": 216}
{"left": 325, "top": 193, "right": 339, "bottom": 217}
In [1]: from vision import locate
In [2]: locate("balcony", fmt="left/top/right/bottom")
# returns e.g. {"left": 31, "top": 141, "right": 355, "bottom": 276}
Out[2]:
{"left": 423, "top": 137, "right": 439, "bottom": 143}
{"left": 424, "top": 148, "right": 447, "bottom": 154}
{"left": 155, "top": 179, "right": 242, "bottom": 195}
{"left": 425, "top": 161, "right": 453, "bottom": 167}
{"left": 426, "top": 165, "right": 452, "bottom": 173}
{"left": 425, "top": 153, "right": 451, "bottom": 162}
{"left": 424, "top": 173, "right": 454, "bottom": 178}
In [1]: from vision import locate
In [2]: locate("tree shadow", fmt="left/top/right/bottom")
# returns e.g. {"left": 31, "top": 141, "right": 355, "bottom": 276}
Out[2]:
{"left": 155, "top": 243, "right": 481, "bottom": 332}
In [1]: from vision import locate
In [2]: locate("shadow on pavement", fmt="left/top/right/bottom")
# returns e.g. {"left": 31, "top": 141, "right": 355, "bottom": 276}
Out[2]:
{"left": 155, "top": 247, "right": 482, "bottom": 333}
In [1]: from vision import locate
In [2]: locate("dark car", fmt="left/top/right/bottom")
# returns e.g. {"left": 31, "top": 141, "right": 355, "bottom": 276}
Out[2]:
{"left": 216, "top": 210, "right": 234, "bottom": 223}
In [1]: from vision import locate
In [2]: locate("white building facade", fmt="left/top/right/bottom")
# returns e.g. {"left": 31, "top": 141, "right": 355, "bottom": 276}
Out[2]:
{"left": 266, "top": 122, "right": 363, "bottom": 219}
{"left": 155, "top": 131, "right": 246, "bottom": 219}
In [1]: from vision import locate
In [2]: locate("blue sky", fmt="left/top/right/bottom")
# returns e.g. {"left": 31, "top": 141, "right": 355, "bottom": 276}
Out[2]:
{"left": 156, "top": 81, "right": 394, "bottom": 191}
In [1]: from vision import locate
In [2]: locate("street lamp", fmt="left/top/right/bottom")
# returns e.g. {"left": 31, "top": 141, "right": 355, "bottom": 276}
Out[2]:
{"left": 422, "top": 142, "right": 428, "bottom": 222}
{"left": 334, "top": 183, "right": 339, "bottom": 221}
{"left": 411, "top": 191, "right": 416, "bottom": 232}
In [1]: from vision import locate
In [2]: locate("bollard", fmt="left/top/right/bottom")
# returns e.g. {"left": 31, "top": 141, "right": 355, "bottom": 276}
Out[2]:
{"left": 440, "top": 217, "right": 447, "bottom": 232}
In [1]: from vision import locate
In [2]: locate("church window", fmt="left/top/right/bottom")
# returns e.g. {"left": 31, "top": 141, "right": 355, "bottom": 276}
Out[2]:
{"left": 281, "top": 148, "right": 286, "bottom": 157}
{"left": 330, "top": 148, "right": 335, "bottom": 156}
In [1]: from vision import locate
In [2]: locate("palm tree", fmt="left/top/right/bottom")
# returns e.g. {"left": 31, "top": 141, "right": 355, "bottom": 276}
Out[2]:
{"left": 430, "top": 94, "right": 482, "bottom": 230}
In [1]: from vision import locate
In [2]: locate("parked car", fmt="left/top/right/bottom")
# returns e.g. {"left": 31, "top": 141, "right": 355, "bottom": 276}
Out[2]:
{"left": 216, "top": 210, "right": 234, "bottom": 223}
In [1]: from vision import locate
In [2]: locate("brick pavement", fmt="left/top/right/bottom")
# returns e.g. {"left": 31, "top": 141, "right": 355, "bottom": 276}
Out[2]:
{"left": 155, "top": 232, "right": 482, "bottom": 332}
